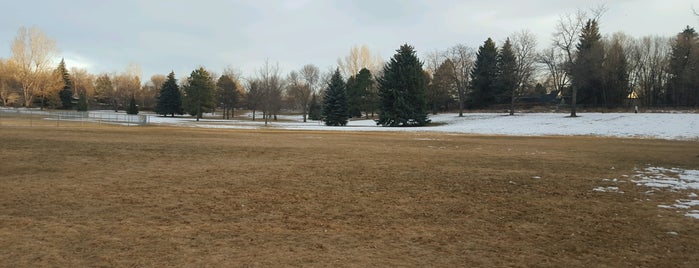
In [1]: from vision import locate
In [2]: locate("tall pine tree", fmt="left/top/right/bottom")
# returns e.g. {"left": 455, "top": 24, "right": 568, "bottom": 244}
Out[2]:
{"left": 469, "top": 38, "right": 499, "bottom": 108}
{"left": 378, "top": 44, "right": 429, "bottom": 127}
{"left": 346, "top": 68, "right": 375, "bottom": 118}
{"left": 428, "top": 59, "right": 456, "bottom": 114}
{"left": 184, "top": 67, "right": 216, "bottom": 121}
{"left": 56, "top": 58, "right": 73, "bottom": 109}
{"left": 127, "top": 95, "right": 139, "bottom": 115}
{"left": 667, "top": 26, "right": 699, "bottom": 107}
{"left": 346, "top": 76, "right": 361, "bottom": 118}
{"left": 355, "top": 68, "right": 375, "bottom": 119}
{"left": 322, "top": 69, "right": 348, "bottom": 126}
{"left": 496, "top": 38, "right": 518, "bottom": 114}
{"left": 76, "top": 92, "right": 88, "bottom": 111}
{"left": 571, "top": 19, "right": 604, "bottom": 115}
{"left": 155, "top": 71, "right": 183, "bottom": 117}
{"left": 602, "top": 39, "right": 629, "bottom": 108}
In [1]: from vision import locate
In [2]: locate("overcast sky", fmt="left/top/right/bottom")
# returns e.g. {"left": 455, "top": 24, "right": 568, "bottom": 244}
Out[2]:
{"left": 1, "top": 0, "right": 697, "bottom": 80}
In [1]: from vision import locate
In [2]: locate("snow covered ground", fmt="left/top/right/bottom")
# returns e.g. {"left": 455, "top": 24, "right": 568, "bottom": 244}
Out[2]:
{"left": 147, "top": 112, "right": 699, "bottom": 141}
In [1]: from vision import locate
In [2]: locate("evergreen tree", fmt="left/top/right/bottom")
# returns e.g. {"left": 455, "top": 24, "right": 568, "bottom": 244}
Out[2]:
{"left": 155, "top": 71, "right": 183, "bottom": 117}
{"left": 346, "top": 68, "right": 376, "bottom": 118}
{"left": 183, "top": 67, "right": 215, "bottom": 121}
{"left": 127, "top": 95, "right": 139, "bottom": 115}
{"left": 469, "top": 38, "right": 499, "bottom": 108}
{"left": 216, "top": 74, "right": 238, "bottom": 119}
{"left": 346, "top": 76, "right": 361, "bottom": 117}
{"left": 428, "top": 59, "right": 456, "bottom": 114}
{"left": 496, "top": 38, "right": 519, "bottom": 114}
{"left": 76, "top": 92, "right": 88, "bottom": 111}
{"left": 322, "top": 69, "right": 348, "bottom": 126}
{"left": 571, "top": 19, "right": 604, "bottom": 114}
{"left": 667, "top": 26, "right": 699, "bottom": 107}
{"left": 308, "top": 92, "right": 322, "bottom": 120}
{"left": 56, "top": 58, "right": 73, "bottom": 109}
{"left": 355, "top": 68, "right": 375, "bottom": 118}
{"left": 378, "top": 44, "right": 429, "bottom": 127}
{"left": 602, "top": 39, "right": 629, "bottom": 108}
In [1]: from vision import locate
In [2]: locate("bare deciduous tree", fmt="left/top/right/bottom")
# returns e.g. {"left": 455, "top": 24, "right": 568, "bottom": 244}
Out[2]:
{"left": 287, "top": 70, "right": 313, "bottom": 122}
{"left": 10, "top": 26, "right": 59, "bottom": 107}
{"left": 300, "top": 64, "right": 320, "bottom": 93}
{"left": 423, "top": 49, "right": 445, "bottom": 76}
{"left": 537, "top": 47, "right": 569, "bottom": 97}
{"left": 0, "top": 58, "right": 21, "bottom": 106}
{"left": 553, "top": 6, "right": 606, "bottom": 116}
{"left": 112, "top": 67, "right": 142, "bottom": 112}
{"left": 635, "top": 36, "right": 671, "bottom": 106}
{"left": 138, "top": 74, "right": 165, "bottom": 110}
{"left": 337, "top": 44, "right": 383, "bottom": 78}
{"left": 71, "top": 67, "right": 96, "bottom": 99}
{"left": 256, "top": 60, "right": 284, "bottom": 126}
{"left": 510, "top": 30, "right": 538, "bottom": 115}
{"left": 445, "top": 44, "right": 475, "bottom": 117}
{"left": 297, "top": 64, "right": 320, "bottom": 122}
{"left": 36, "top": 66, "right": 63, "bottom": 109}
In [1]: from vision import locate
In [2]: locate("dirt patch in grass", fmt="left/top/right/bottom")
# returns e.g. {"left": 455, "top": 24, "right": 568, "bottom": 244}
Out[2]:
{"left": 1, "top": 126, "right": 698, "bottom": 267}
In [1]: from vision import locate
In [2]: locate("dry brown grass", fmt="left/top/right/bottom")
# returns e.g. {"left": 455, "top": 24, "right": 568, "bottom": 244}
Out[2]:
{"left": 1, "top": 124, "right": 698, "bottom": 267}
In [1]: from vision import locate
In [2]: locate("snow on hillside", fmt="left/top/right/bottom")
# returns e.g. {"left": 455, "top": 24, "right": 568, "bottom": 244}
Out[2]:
{"left": 148, "top": 112, "right": 699, "bottom": 141}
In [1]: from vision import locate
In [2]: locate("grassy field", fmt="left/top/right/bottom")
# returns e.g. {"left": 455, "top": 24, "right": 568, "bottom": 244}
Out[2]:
{"left": 1, "top": 124, "right": 698, "bottom": 267}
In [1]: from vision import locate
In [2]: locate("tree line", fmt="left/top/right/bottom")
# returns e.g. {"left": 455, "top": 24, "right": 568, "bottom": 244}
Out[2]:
{"left": 1, "top": 9, "right": 698, "bottom": 125}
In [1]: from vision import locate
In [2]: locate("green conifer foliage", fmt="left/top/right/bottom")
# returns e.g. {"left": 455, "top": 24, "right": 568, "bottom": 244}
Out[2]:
{"left": 76, "top": 92, "right": 88, "bottom": 111}
{"left": 377, "top": 44, "right": 429, "bottom": 127}
{"left": 469, "top": 38, "right": 499, "bottom": 108}
{"left": 322, "top": 69, "right": 348, "bottom": 126}
{"left": 155, "top": 72, "right": 183, "bottom": 116}
{"left": 183, "top": 67, "right": 215, "bottom": 121}
{"left": 127, "top": 95, "right": 138, "bottom": 115}
{"left": 56, "top": 59, "right": 73, "bottom": 109}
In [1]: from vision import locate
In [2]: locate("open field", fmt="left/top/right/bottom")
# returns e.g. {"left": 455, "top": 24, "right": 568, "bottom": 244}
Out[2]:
{"left": 1, "top": 124, "right": 699, "bottom": 267}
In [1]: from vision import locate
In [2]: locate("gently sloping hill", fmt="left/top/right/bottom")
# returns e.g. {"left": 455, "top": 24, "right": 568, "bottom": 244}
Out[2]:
{"left": 0, "top": 126, "right": 698, "bottom": 267}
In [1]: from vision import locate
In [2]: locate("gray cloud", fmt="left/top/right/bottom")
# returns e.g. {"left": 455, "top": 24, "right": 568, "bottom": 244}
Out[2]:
{"left": 1, "top": 0, "right": 697, "bottom": 80}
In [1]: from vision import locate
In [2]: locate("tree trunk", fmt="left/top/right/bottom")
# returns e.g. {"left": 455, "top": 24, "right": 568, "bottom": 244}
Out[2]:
{"left": 570, "top": 87, "right": 578, "bottom": 117}
{"left": 303, "top": 105, "right": 308, "bottom": 122}
{"left": 458, "top": 88, "right": 465, "bottom": 117}
{"left": 510, "top": 87, "right": 516, "bottom": 116}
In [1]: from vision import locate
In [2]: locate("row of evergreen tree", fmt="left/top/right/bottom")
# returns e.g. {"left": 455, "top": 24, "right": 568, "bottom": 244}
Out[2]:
{"left": 155, "top": 68, "right": 233, "bottom": 121}
{"left": 152, "top": 45, "right": 431, "bottom": 127}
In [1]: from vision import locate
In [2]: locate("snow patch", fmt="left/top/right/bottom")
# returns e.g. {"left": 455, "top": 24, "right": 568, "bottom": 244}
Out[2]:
{"left": 632, "top": 167, "right": 699, "bottom": 191}
{"left": 633, "top": 167, "right": 699, "bottom": 219}
{"left": 143, "top": 112, "right": 699, "bottom": 141}
{"left": 593, "top": 186, "right": 622, "bottom": 193}
{"left": 687, "top": 211, "right": 699, "bottom": 219}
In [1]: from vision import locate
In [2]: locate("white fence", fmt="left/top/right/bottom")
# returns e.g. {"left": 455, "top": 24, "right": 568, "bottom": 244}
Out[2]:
{"left": 0, "top": 108, "right": 149, "bottom": 127}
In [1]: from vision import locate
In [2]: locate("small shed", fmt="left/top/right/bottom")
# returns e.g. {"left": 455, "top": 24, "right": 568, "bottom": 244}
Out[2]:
{"left": 624, "top": 90, "right": 640, "bottom": 108}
